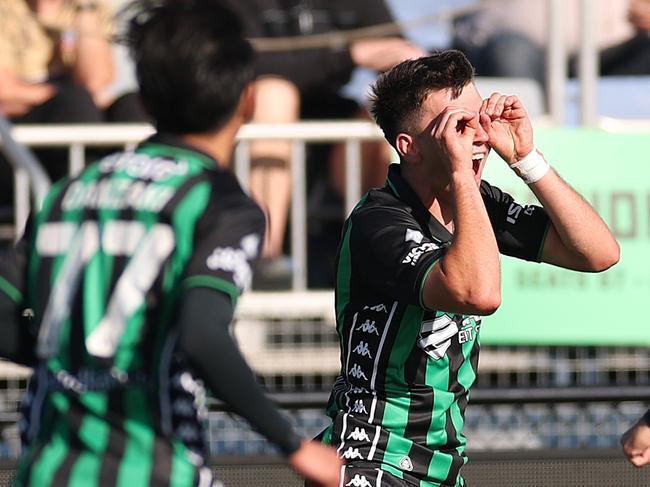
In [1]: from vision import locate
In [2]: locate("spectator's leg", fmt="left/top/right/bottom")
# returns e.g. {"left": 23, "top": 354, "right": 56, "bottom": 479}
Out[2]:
{"left": 249, "top": 77, "right": 300, "bottom": 258}
{"left": 328, "top": 108, "right": 392, "bottom": 199}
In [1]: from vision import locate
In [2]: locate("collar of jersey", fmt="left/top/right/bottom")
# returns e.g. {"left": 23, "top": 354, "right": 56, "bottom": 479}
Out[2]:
{"left": 136, "top": 133, "right": 220, "bottom": 171}
{"left": 384, "top": 163, "right": 452, "bottom": 243}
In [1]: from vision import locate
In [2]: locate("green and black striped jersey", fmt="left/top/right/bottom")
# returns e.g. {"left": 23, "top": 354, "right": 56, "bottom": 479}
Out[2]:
{"left": 323, "top": 164, "right": 550, "bottom": 486}
{"left": 9, "top": 135, "right": 265, "bottom": 487}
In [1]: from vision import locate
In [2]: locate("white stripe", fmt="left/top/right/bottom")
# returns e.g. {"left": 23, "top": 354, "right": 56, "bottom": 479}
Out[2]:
{"left": 102, "top": 220, "right": 146, "bottom": 255}
{"left": 367, "top": 425, "right": 381, "bottom": 461}
{"left": 336, "top": 413, "right": 349, "bottom": 455}
{"left": 376, "top": 468, "right": 383, "bottom": 486}
{"left": 370, "top": 301, "right": 397, "bottom": 389}
{"left": 344, "top": 313, "right": 358, "bottom": 410}
{"left": 339, "top": 465, "right": 347, "bottom": 487}
{"left": 368, "top": 391, "right": 378, "bottom": 425}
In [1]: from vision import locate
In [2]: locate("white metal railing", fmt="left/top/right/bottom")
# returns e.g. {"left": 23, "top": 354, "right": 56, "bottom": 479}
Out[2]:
{"left": 3, "top": 121, "right": 385, "bottom": 289}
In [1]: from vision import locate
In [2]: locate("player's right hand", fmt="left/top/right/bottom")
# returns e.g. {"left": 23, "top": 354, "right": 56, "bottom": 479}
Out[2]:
{"left": 288, "top": 440, "right": 343, "bottom": 487}
{"left": 621, "top": 420, "right": 650, "bottom": 468}
{"left": 432, "top": 107, "right": 479, "bottom": 176}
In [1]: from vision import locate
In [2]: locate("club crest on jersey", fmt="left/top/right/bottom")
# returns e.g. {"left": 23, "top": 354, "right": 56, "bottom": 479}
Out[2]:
{"left": 399, "top": 456, "right": 414, "bottom": 471}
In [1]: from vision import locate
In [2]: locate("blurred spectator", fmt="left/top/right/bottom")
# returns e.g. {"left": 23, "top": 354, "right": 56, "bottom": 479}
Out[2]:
{"left": 0, "top": 0, "right": 148, "bottom": 184}
{"left": 224, "top": 0, "right": 426, "bottom": 286}
{"left": 452, "top": 0, "right": 650, "bottom": 91}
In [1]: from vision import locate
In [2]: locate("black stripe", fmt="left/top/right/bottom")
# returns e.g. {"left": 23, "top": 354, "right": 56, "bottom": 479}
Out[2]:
{"left": 149, "top": 431, "right": 173, "bottom": 487}
{"left": 50, "top": 395, "right": 86, "bottom": 486}
{"left": 98, "top": 390, "right": 126, "bottom": 486}
{"left": 442, "top": 450, "right": 466, "bottom": 486}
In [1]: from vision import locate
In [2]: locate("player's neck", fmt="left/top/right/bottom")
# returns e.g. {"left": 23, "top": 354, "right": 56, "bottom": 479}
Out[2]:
{"left": 402, "top": 164, "right": 455, "bottom": 232}
{"left": 181, "top": 121, "right": 240, "bottom": 169}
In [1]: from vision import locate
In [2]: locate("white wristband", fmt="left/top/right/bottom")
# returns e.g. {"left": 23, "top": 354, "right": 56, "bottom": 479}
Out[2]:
{"left": 509, "top": 149, "right": 550, "bottom": 184}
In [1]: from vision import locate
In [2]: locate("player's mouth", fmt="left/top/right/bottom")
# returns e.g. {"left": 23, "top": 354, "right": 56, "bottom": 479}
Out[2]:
{"left": 471, "top": 152, "right": 486, "bottom": 176}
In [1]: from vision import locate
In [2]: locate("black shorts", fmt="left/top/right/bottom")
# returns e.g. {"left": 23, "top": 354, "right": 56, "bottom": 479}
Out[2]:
{"left": 306, "top": 462, "right": 413, "bottom": 487}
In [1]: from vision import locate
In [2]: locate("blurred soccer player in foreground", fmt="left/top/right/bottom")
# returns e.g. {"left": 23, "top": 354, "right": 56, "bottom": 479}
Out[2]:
{"left": 319, "top": 50, "right": 620, "bottom": 486}
{"left": 0, "top": 1, "right": 341, "bottom": 485}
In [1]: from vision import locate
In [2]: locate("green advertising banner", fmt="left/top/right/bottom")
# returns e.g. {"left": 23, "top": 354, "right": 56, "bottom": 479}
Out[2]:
{"left": 480, "top": 128, "right": 649, "bottom": 345}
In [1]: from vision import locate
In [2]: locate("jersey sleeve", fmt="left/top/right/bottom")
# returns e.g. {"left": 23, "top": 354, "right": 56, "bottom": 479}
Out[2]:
{"left": 351, "top": 206, "right": 447, "bottom": 306}
{"left": 182, "top": 190, "right": 266, "bottom": 304}
{"left": 480, "top": 180, "right": 551, "bottom": 262}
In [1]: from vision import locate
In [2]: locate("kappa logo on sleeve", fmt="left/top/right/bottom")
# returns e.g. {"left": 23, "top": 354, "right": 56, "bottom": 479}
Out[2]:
{"left": 405, "top": 228, "right": 424, "bottom": 243}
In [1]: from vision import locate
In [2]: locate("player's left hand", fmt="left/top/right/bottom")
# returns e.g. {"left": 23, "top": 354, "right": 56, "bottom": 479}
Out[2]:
{"left": 479, "top": 93, "right": 534, "bottom": 165}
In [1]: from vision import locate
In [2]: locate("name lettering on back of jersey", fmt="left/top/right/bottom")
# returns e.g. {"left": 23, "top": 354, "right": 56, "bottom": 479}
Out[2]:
{"left": 401, "top": 242, "right": 440, "bottom": 266}
{"left": 62, "top": 179, "right": 174, "bottom": 212}
{"left": 206, "top": 233, "right": 260, "bottom": 290}
{"left": 100, "top": 152, "right": 189, "bottom": 181}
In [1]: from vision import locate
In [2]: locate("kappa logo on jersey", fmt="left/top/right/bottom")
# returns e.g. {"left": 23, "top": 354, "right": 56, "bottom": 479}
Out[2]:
{"left": 349, "top": 364, "right": 369, "bottom": 381}
{"left": 417, "top": 314, "right": 459, "bottom": 360}
{"left": 401, "top": 242, "right": 440, "bottom": 266}
{"left": 346, "top": 474, "right": 373, "bottom": 487}
{"left": 356, "top": 319, "right": 379, "bottom": 335}
{"left": 405, "top": 228, "right": 424, "bottom": 244}
{"left": 206, "top": 233, "right": 260, "bottom": 290}
{"left": 351, "top": 399, "right": 368, "bottom": 414}
{"left": 363, "top": 303, "right": 388, "bottom": 313}
{"left": 342, "top": 447, "right": 364, "bottom": 460}
{"left": 349, "top": 386, "right": 369, "bottom": 394}
{"left": 353, "top": 341, "right": 373, "bottom": 358}
{"left": 347, "top": 427, "right": 371, "bottom": 442}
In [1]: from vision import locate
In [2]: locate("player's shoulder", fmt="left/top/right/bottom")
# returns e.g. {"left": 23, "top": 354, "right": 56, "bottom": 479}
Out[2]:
{"left": 350, "top": 186, "right": 417, "bottom": 225}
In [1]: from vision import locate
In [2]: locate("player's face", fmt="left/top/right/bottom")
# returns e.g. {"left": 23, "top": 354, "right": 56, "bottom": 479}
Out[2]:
{"left": 417, "top": 83, "right": 490, "bottom": 184}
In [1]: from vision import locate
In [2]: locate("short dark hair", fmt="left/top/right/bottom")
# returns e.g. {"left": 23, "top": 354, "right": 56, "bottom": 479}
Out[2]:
{"left": 123, "top": 0, "right": 255, "bottom": 134}
{"left": 369, "top": 50, "right": 475, "bottom": 147}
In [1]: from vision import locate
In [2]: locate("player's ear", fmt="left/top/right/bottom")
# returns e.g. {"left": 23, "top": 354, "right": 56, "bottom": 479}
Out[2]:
{"left": 396, "top": 132, "right": 417, "bottom": 161}
{"left": 239, "top": 82, "right": 256, "bottom": 123}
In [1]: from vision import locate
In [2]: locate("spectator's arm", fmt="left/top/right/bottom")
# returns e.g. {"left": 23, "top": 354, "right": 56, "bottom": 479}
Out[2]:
{"left": 0, "top": 68, "right": 55, "bottom": 117}
{"left": 70, "top": 1, "right": 115, "bottom": 107}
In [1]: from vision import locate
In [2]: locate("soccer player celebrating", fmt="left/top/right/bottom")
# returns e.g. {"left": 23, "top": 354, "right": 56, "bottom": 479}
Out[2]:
{"left": 0, "top": 1, "right": 341, "bottom": 486}
{"left": 320, "top": 51, "right": 619, "bottom": 485}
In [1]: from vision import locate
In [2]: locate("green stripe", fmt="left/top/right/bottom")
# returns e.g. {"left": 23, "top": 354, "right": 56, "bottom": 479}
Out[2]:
{"left": 0, "top": 275, "right": 21, "bottom": 302}
{"left": 28, "top": 393, "right": 71, "bottom": 487}
{"left": 116, "top": 388, "right": 154, "bottom": 487}
{"left": 68, "top": 392, "right": 109, "bottom": 487}
{"left": 380, "top": 305, "right": 423, "bottom": 473}
{"left": 169, "top": 442, "right": 197, "bottom": 487}
{"left": 182, "top": 275, "right": 239, "bottom": 305}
